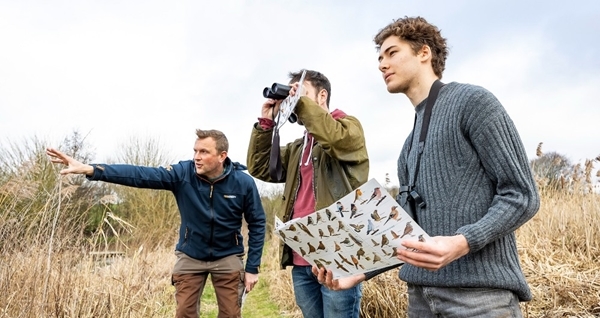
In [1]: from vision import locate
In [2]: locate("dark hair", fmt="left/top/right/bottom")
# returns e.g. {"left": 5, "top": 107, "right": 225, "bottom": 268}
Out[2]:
{"left": 288, "top": 69, "right": 332, "bottom": 107}
{"left": 195, "top": 129, "right": 229, "bottom": 153}
{"left": 374, "top": 16, "right": 448, "bottom": 79}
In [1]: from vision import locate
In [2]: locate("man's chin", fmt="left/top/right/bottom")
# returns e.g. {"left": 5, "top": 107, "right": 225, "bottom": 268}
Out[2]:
{"left": 386, "top": 84, "right": 403, "bottom": 94}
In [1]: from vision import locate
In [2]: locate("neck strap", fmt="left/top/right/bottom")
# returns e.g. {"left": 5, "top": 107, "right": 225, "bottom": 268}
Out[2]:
{"left": 407, "top": 80, "right": 445, "bottom": 188}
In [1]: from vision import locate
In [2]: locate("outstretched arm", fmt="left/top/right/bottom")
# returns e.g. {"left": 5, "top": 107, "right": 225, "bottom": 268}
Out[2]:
{"left": 46, "top": 148, "right": 94, "bottom": 176}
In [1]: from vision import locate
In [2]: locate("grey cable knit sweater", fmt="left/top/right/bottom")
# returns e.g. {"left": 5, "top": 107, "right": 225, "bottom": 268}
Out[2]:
{"left": 397, "top": 82, "right": 540, "bottom": 301}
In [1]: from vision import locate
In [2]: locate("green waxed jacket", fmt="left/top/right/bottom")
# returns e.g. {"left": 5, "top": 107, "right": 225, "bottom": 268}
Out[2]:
{"left": 247, "top": 96, "right": 369, "bottom": 268}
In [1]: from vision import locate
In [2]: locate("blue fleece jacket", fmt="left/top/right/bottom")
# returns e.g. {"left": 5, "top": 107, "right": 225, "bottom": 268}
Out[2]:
{"left": 87, "top": 158, "right": 266, "bottom": 274}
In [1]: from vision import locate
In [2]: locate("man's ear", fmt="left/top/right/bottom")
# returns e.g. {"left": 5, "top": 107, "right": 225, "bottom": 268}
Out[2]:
{"left": 419, "top": 45, "right": 432, "bottom": 62}
{"left": 318, "top": 89, "right": 329, "bottom": 108}
{"left": 219, "top": 151, "right": 228, "bottom": 163}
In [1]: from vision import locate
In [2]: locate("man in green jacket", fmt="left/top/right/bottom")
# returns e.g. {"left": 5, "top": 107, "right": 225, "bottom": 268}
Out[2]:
{"left": 247, "top": 69, "right": 369, "bottom": 318}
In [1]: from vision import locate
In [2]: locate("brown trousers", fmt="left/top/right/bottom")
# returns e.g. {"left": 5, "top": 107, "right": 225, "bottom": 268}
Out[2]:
{"left": 172, "top": 252, "right": 245, "bottom": 318}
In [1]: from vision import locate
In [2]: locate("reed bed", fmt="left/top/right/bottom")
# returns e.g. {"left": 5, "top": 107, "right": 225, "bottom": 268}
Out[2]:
{"left": 262, "top": 188, "right": 600, "bottom": 318}
{"left": 1, "top": 136, "right": 598, "bottom": 317}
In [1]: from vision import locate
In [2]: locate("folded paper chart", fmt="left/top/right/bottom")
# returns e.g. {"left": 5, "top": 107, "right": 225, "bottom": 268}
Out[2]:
{"left": 274, "top": 178, "right": 431, "bottom": 279}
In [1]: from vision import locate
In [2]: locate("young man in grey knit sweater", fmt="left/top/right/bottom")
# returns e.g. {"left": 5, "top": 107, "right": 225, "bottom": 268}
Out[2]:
{"left": 314, "top": 16, "right": 540, "bottom": 317}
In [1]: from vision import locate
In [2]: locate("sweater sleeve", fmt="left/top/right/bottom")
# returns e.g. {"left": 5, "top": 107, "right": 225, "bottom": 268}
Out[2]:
{"left": 454, "top": 89, "right": 540, "bottom": 253}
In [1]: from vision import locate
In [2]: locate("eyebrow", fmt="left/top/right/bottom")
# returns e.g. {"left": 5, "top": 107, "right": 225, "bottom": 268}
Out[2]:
{"left": 378, "top": 45, "right": 397, "bottom": 61}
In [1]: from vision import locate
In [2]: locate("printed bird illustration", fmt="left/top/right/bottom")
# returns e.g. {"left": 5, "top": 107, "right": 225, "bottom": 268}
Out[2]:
{"left": 384, "top": 206, "right": 400, "bottom": 225}
{"left": 334, "top": 241, "right": 341, "bottom": 252}
{"left": 391, "top": 230, "right": 400, "bottom": 240}
{"left": 366, "top": 219, "right": 374, "bottom": 235}
{"left": 390, "top": 247, "right": 399, "bottom": 257}
{"left": 278, "top": 230, "right": 287, "bottom": 241}
{"left": 307, "top": 242, "right": 317, "bottom": 254}
{"left": 340, "top": 237, "right": 352, "bottom": 245}
{"left": 354, "top": 188, "right": 365, "bottom": 203}
{"left": 307, "top": 216, "right": 315, "bottom": 226}
{"left": 375, "top": 195, "right": 387, "bottom": 206}
{"left": 370, "top": 209, "right": 383, "bottom": 222}
{"left": 356, "top": 247, "right": 365, "bottom": 260}
{"left": 287, "top": 224, "right": 297, "bottom": 231}
{"left": 418, "top": 234, "right": 426, "bottom": 242}
{"left": 351, "top": 255, "right": 359, "bottom": 269}
{"left": 367, "top": 187, "right": 382, "bottom": 204}
{"left": 372, "top": 253, "right": 381, "bottom": 264}
{"left": 349, "top": 223, "right": 365, "bottom": 232}
{"left": 381, "top": 248, "right": 390, "bottom": 256}
{"left": 400, "top": 221, "right": 414, "bottom": 238}
{"left": 381, "top": 234, "right": 389, "bottom": 246}
{"left": 291, "top": 236, "right": 302, "bottom": 243}
{"left": 327, "top": 225, "right": 336, "bottom": 236}
{"left": 325, "top": 209, "right": 335, "bottom": 221}
{"left": 316, "top": 212, "right": 322, "bottom": 224}
{"left": 336, "top": 202, "right": 346, "bottom": 218}
{"left": 314, "top": 259, "right": 326, "bottom": 270}
{"left": 338, "top": 220, "right": 345, "bottom": 231}
{"left": 371, "top": 238, "right": 380, "bottom": 247}
{"left": 299, "top": 247, "right": 307, "bottom": 257}
{"left": 317, "top": 241, "right": 326, "bottom": 251}
{"left": 334, "top": 259, "right": 349, "bottom": 272}
{"left": 297, "top": 222, "right": 314, "bottom": 237}
{"left": 350, "top": 203, "right": 358, "bottom": 219}
{"left": 348, "top": 233, "right": 363, "bottom": 247}
{"left": 338, "top": 253, "right": 353, "bottom": 266}
{"left": 318, "top": 229, "right": 328, "bottom": 239}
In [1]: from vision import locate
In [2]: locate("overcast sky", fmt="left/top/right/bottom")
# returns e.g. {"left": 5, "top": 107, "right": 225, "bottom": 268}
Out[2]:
{"left": 1, "top": 0, "right": 599, "bottom": 190}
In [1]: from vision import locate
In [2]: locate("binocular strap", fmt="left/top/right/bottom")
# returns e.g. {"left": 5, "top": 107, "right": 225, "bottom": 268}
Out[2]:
{"left": 269, "top": 126, "right": 285, "bottom": 182}
{"left": 401, "top": 80, "right": 445, "bottom": 218}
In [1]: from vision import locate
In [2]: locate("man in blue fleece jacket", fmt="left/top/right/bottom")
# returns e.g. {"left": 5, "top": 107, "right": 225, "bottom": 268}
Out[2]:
{"left": 47, "top": 129, "right": 266, "bottom": 318}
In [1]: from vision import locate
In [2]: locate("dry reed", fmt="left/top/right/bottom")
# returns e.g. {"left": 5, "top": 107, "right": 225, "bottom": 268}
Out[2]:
{"left": 1, "top": 136, "right": 598, "bottom": 317}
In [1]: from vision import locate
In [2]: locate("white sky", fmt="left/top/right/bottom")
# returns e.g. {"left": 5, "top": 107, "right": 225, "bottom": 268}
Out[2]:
{"left": 1, "top": 0, "right": 599, "bottom": 190}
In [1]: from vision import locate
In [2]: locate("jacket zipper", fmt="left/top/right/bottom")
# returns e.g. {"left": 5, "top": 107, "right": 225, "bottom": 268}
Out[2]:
{"left": 211, "top": 184, "right": 215, "bottom": 257}
{"left": 197, "top": 174, "right": 227, "bottom": 259}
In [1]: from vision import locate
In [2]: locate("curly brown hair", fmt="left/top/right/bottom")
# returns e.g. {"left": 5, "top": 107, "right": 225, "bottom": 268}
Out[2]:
{"left": 374, "top": 16, "right": 448, "bottom": 79}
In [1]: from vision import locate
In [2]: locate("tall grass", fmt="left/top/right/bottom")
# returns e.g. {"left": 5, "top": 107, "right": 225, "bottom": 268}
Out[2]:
{"left": 0, "top": 135, "right": 598, "bottom": 317}
{"left": 262, "top": 158, "right": 600, "bottom": 317}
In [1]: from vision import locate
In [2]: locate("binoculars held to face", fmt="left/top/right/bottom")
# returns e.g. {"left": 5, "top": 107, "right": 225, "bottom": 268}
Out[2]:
{"left": 262, "top": 83, "right": 298, "bottom": 124}
{"left": 263, "top": 83, "right": 291, "bottom": 100}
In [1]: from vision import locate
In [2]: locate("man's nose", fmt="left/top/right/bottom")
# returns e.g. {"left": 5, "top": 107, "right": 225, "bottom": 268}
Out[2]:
{"left": 379, "top": 60, "right": 388, "bottom": 72}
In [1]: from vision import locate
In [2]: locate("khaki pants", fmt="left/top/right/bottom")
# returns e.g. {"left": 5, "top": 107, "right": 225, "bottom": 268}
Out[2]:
{"left": 172, "top": 252, "right": 245, "bottom": 318}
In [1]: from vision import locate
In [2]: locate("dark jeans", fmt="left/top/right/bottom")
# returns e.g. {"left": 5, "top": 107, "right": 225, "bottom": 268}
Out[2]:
{"left": 291, "top": 265, "right": 362, "bottom": 318}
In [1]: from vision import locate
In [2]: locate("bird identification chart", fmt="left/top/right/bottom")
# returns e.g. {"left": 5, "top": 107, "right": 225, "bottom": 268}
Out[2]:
{"left": 274, "top": 178, "right": 431, "bottom": 279}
